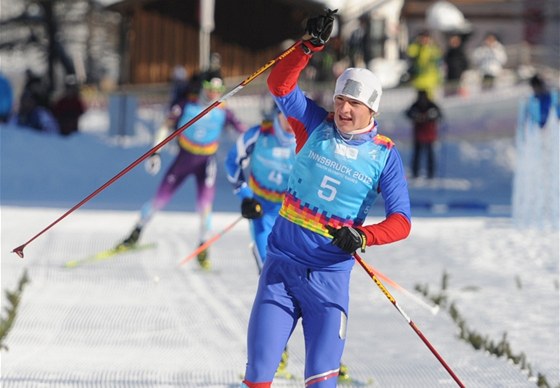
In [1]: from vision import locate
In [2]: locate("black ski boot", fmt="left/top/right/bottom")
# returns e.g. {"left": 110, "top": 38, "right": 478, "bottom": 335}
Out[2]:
{"left": 196, "top": 242, "right": 211, "bottom": 270}
{"left": 117, "top": 226, "right": 142, "bottom": 250}
{"left": 338, "top": 362, "right": 351, "bottom": 383}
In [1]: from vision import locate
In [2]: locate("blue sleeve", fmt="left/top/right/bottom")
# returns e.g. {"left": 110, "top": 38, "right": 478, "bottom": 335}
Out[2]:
{"left": 225, "top": 125, "right": 260, "bottom": 199}
{"left": 0, "top": 76, "right": 13, "bottom": 117}
{"left": 272, "top": 86, "right": 328, "bottom": 136}
{"left": 379, "top": 147, "right": 411, "bottom": 221}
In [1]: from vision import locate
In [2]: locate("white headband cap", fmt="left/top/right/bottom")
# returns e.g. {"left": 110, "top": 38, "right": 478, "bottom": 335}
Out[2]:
{"left": 333, "top": 68, "right": 382, "bottom": 112}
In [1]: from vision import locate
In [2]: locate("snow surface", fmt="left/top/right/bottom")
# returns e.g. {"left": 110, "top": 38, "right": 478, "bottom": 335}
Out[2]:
{"left": 1, "top": 87, "right": 558, "bottom": 387}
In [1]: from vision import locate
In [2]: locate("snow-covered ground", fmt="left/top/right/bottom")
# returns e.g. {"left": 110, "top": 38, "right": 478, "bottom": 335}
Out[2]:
{"left": 1, "top": 86, "right": 558, "bottom": 387}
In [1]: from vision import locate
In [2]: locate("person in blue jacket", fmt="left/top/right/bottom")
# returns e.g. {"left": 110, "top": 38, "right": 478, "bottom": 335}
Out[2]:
{"left": 11, "top": 90, "right": 60, "bottom": 134}
{"left": 0, "top": 72, "right": 13, "bottom": 123}
{"left": 242, "top": 10, "right": 411, "bottom": 388}
{"left": 117, "top": 76, "right": 246, "bottom": 270}
{"left": 225, "top": 104, "right": 296, "bottom": 272}
{"left": 525, "top": 74, "right": 559, "bottom": 129}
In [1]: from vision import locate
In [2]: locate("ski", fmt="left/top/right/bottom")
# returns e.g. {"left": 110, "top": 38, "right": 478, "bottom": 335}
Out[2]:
{"left": 63, "top": 243, "right": 157, "bottom": 268}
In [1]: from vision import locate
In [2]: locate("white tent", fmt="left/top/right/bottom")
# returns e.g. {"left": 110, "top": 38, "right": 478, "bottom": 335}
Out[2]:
{"left": 426, "top": 1, "right": 472, "bottom": 33}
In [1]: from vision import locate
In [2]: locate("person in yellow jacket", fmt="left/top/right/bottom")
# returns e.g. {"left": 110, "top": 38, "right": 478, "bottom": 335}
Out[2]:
{"left": 406, "top": 30, "right": 442, "bottom": 99}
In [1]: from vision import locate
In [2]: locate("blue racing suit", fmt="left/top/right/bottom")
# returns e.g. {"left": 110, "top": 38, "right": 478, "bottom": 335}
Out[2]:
{"left": 243, "top": 42, "right": 411, "bottom": 387}
{"left": 225, "top": 115, "right": 296, "bottom": 268}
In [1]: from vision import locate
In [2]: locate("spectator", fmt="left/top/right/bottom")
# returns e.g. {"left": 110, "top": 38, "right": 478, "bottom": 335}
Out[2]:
{"left": 208, "top": 52, "right": 222, "bottom": 80}
{"left": 10, "top": 90, "right": 59, "bottom": 134}
{"left": 472, "top": 32, "right": 507, "bottom": 90}
{"left": 406, "top": 30, "right": 443, "bottom": 99}
{"left": 22, "top": 69, "right": 50, "bottom": 108}
{"left": 444, "top": 34, "right": 469, "bottom": 96}
{"left": 513, "top": 73, "right": 559, "bottom": 230}
{"left": 524, "top": 74, "right": 560, "bottom": 129}
{"left": 0, "top": 72, "right": 13, "bottom": 123}
{"left": 52, "top": 77, "right": 86, "bottom": 136}
{"left": 308, "top": 43, "right": 338, "bottom": 82}
{"left": 405, "top": 90, "right": 443, "bottom": 179}
{"left": 348, "top": 14, "right": 372, "bottom": 68}
{"left": 169, "top": 65, "right": 189, "bottom": 108}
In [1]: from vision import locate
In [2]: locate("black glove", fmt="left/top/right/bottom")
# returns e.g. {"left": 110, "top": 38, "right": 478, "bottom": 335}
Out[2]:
{"left": 305, "top": 9, "right": 338, "bottom": 46}
{"left": 326, "top": 225, "right": 366, "bottom": 253}
{"left": 241, "top": 197, "right": 263, "bottom": 219}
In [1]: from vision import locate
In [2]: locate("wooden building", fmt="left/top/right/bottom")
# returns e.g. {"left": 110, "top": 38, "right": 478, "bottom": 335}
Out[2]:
{"left": 107, "top": 0, "right": 327, "bottom": 85}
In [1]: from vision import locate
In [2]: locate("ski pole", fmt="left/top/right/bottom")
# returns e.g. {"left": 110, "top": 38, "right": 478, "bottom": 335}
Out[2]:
{"left": 11, "top": 41, "right": 302, "bottom": 259}
{"left": 354, "top": 252, "right": 465, "bottom": 388}
{"left": 177, "top": 215, "right": 244, "bottom": 266}
{"left": 364, "top": 262, "right": 439, "bottom": 315}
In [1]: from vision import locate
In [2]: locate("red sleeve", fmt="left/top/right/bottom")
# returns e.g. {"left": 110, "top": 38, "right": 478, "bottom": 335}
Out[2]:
{"left": 356, "top": 213, "right": 411, "bottom": 246}
{"left": 267, "top": 42, "right": 323, "bottom": 97}
{"left": 287, "top": 117, "right": 307, "bottom": 154}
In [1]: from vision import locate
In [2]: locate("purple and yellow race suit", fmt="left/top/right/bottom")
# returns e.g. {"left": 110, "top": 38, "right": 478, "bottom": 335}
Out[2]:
{"left": 138, "top": 98, "right": 244, "bottom": 242}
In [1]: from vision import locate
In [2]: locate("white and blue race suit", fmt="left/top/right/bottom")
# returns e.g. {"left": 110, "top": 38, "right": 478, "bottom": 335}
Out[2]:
{"left": 225, "top": 115, "right": 296, "bottom": 268}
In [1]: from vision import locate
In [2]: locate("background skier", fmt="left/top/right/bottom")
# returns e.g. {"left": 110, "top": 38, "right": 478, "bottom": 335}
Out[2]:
{"left": 117, "top": 76, "right": 246, "bottom": 270}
